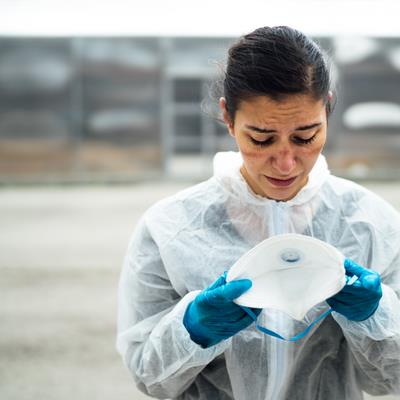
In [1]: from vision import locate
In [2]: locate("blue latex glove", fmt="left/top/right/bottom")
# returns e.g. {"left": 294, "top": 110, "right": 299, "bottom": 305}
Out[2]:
{"left": 327, "top": 258, "right": 382, "bottom": 321}
{"left": 183, "top": 272, "right": 261, "bottom": 348}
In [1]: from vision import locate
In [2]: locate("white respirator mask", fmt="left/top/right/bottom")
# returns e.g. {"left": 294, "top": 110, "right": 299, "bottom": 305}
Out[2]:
{"left": 226, "top": 234, "right": 357, "bottom": 341}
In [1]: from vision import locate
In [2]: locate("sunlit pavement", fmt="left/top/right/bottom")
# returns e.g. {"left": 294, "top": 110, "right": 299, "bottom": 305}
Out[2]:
{"left": 1, "top": 181, "right": 400, "bottom": 400}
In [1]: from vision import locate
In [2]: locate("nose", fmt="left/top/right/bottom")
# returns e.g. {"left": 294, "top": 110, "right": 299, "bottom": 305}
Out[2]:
{"left": 271, "top": 148, "right": 296, "bottom": 175}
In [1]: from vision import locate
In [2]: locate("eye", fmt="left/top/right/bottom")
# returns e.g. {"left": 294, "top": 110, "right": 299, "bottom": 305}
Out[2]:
{"left": 292, "top": 133, "right": 317, "bottom": 145}
{"left": 249, "top": 137, "right": 274, "bottom": 147}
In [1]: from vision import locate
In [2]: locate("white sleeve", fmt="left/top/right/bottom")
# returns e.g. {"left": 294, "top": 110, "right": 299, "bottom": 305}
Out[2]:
{"left": 116, "top": 218, "right": 229, "bottom": 399}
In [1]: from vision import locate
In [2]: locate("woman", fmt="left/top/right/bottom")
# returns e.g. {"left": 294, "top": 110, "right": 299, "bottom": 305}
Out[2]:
{"left": 117, "top": 26, "right": 400, "bottom": 399}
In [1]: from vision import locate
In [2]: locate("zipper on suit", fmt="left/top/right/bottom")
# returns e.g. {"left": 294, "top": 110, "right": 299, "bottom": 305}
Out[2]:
{"left": 266, "top": 201, "right": 288, "bottom": 400}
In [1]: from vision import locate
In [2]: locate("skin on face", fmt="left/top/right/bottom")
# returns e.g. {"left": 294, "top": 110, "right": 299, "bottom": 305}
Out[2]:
{"left": 220, "top": 94, "right": 329, "bottom": 201}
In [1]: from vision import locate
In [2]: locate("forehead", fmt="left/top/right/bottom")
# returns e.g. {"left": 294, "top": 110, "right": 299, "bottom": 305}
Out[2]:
{"left": 235, "top": 95, "right": 326, "bottom": 125}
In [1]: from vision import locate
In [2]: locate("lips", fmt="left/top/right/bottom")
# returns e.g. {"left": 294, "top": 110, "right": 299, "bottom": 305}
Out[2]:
{"left": 265, "top": 176, "right": 297, "bottom": 187}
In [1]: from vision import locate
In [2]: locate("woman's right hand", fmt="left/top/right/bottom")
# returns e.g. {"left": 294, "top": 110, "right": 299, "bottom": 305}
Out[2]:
{"left": 183, "top": 272, "right": 261, "bottom": 348}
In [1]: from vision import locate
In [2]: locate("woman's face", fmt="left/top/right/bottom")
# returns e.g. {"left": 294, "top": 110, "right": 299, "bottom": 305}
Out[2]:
{"left": 220, "top": 94, "right": 328, "bottom": 201}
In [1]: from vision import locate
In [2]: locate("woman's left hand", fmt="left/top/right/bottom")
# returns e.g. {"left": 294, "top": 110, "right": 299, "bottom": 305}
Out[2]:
{"left": 327, "top": 258, "right": 383, "bottom": 321}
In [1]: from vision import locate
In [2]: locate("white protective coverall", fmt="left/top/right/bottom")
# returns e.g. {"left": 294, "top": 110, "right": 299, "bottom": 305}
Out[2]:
{"left": 117, "top": 151, "right": 400, "bottom": 400}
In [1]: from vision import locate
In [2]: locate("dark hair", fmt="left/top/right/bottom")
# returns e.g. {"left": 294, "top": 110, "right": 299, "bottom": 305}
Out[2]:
{"left": 223, "top": 26, "right": 334, "bottom": 120}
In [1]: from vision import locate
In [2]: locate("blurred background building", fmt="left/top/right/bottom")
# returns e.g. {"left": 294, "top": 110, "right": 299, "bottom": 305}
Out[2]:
{"left": 1, "top": 7, "right": 400, "bottom": 183}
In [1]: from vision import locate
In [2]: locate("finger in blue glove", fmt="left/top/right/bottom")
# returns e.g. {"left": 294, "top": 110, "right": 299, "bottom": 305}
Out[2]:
{"left": 183, "top": 272, "right": 262, "bottom": 348}
{"left": 327, "top": 258, "right": 382, "bottom": 321}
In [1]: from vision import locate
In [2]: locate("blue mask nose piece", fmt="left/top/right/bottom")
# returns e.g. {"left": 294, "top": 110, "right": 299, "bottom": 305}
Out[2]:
{"left": 242, "top": 274, "right": 359, "bottom": 342}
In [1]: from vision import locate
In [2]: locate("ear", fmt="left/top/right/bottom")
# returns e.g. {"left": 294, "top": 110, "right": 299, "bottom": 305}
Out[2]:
{"left": 219, "top": 97, "right": 235, "bottom": 137}
{"left": 327, "top": 90, "right": 333, "bottom": 102}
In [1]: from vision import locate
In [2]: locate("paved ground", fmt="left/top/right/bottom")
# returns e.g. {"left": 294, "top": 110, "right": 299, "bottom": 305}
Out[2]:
{"left": 1, "top": 181, "right": 400, "bottom": 400}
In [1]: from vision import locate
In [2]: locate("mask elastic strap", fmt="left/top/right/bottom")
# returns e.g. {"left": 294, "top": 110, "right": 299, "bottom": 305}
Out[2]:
{"left": 242, "top": 274, "right": 359, "bottom": 342}
{"left": 242, "top": 306, "right": 333, "bottom": 342}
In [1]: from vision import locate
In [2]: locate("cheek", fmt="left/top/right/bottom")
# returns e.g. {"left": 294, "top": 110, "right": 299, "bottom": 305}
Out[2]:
{"left": 300, "top": 145, "right": 321, "bottom": 157}
{"left": 241, "top": 147, "right": 269, "bottom": 167}
{"left": 297, "top": 143, "right": 324, "bottom": 168}
{"left": 240, "top": 148, "right": 269, "bottom": 177}
{"left": 241, "top": 147, "right": 264, "bottom": 158}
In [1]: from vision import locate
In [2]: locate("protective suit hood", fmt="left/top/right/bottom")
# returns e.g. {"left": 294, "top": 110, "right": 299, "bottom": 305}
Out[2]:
{"left": 213, "top": 151, "right": 330, "bottom": 206}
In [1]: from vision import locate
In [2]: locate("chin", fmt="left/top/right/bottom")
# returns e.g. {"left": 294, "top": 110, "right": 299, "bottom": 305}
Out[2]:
{"left": 264, "top": 188, "right": 296, "bottom": 201}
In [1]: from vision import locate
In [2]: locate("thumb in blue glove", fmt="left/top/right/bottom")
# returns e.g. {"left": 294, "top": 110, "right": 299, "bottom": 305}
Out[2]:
{"left": 327, "top": 258, "right": 382, "bottom": 321}
{"left": 183, "top": 272, "right": 262, "bottom": 348}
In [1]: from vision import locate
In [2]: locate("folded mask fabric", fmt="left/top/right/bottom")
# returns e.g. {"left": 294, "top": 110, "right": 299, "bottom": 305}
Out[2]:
{"left": 226, "top": 233, "right": 346, "bottom": 321}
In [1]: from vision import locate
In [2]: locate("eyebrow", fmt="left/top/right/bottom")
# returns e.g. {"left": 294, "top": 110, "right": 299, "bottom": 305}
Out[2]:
{"left": 245, "top": 123, "right": 322, "bottom": 134}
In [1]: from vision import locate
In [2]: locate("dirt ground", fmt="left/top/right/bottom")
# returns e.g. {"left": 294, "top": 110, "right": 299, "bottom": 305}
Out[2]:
{"left": 1, "top": 181, "right": 400, "bottom": 400}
